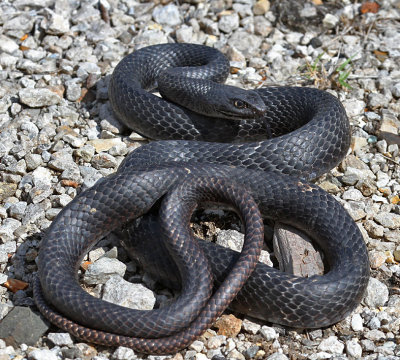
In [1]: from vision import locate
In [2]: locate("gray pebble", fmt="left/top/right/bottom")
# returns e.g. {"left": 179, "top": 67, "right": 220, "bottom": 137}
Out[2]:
{"left": 19, "top": 88, "right": 61, "bottom": 108}
{"left": 152, "top": 4, "right": 181, "bottom": 27}
{"left": 29, "top": 349, "right": 58, "bottom": 360}
{"left": 368, "top": 92, "right": 390, "bottom": 109}
{"left": 364, "top": 277, "right": 389, "bottom": 308}
{"left": 260, "top": 326, "right": 278, "bottom": 341}
{"left": 83, "top": 257, "right": 127, "bottom": 285}
{"left": 112, "top": 346, "right": 137, "bottom": 360}
{"left": 322, "top": 14, "right": 339, "bottom": 29}
{"left": 241, "top": 319, "right": 261, "bottom": 335}
{"left": 8, "top": 201, "right": 27, "bottom": 220}
{"left": 91, "top": 153, "right": 118, "bottom": 169}
{"left": 103, "top": 275, "right": 155, "bottom": 310}
{"left": 374, "top": 212, "right": 400, "bottom": 229}
{"left": 345, "top": 339, "right": 362, "bottom": 358}
{"left": 216, "top": 230, "right": 243, "bottom": 252}
{"left": 218, "top": 13, "right": 239, "bottom": 34}
{"left": 266, "top": 354, "right": 288, "bottom": 360}
{"left": 0, "top": 218, "right": 21, "bottom": 242}
{"left": 47, "top": 332, "right": 74, "bottom": 346}
{"left": 317, "top": 336, "right": 344, "bottom": 354}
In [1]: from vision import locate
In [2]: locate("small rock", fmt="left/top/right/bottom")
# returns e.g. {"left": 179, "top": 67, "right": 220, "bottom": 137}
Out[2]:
{"left": 0, "top": 306, "right": 49, "bottom": 347}
{"left": 19, "top": 88, "right": 62, "bottom": 108}
{"left": 75, "top": 144, "right": 95, "bottom": 162}
{"left": 189, "top": 340, "right": 204, "bottom": 352}
{"left": 207, "top": 335, "right": 225, "bottom": 349}
{"left": 351, "top": 313, "right": 363, "bottom": 331}
{"left": 213, "top": 314, "right": 242, "bottom": 337}
{"left": 83, "top": 257, "right": 126, "bottom": 285}
{"left": 0, "top": 218, "right": 21, "bottom": 242}
{"left": 103, "top": 275, "right": 155, "bottom": 310}
{"left": 364, "top": 329, "right": 385, "bottom": 341}
{"left": 368, "top": 93, "right": 390, "bottom": 109}
{"left": 176, "top": 25, "right": 193, "bottom": 43}
{"left": 152, "top": 4, "right": 181, "bottom": 27}
{"left": 391, "top": 82, "right": 400, "bottom": 98}
{"left": 112, "top": 346, "right": 136, "bottom": 360}
{"left": 374, "top": 212, "right": 400, "bottom": 229}
{"left": 216, "top": 230, "right": 243, "bottom": 252}
{"left": 228, "top": 30, "right": 262, "bottom": 57}
{"left": 322, "top": 14, "right": 339, "bottom": 29}
{"left": 47, "top": 332, "right": 74, "bottom": 346}
{"left": 345, "top": 339, "right": 362, "bottom": 358}
{"left": 317, "top": 336, "right": 344, "bottom": 354}
{"left": 88, "top": 138, "right": 123, "bottom": 153}
{"left": 91, "top": 153, "right": 118, "bottom": 169}
{"left": 364, "top": 277, "right": 389, "bottom": 308}
{"left": 227, "top": 349, "right": 246, "bottom": 360}
{"left": 356, "top": 178, "right": 377, "bottom": 197}
{"left": 218, "top": 13, "right": 239, "bottom": 34}
{"left": 0, "top": 182, "right": 17, "bottom": 202}
{"left": 244, "top": 345, "right": 259, "bottom": 359}
{"left": 253, "top": 0, "right": 270, "bottom": 15}
{"left": 369, "top": 251, "right": 388, "bottom": 269}
{"left": 194, "top": 354, "right": 208, "bottom": 360}
{"left": 43, "top": 11, "right": 70, "bottom": 35}
{"left": 342, "top": 188, "right": 363, "bottom": 201}
{"left": 25, "top": 153, "right": 43, "bottom": 171}
{"left": 0, "top": 35, "right": 19, "bottom": 54}
{"left": 266, "top": 354, "right": 288, "bottom": 360}
{"left": 260, "top": 326, "right": 278, "bottom": 341}
{"left": 242, "top": 319, "right": 261, "bottom": 335}
{"left": 29, "top": 349, "right": 58, "bottom": 360}
{"left": 8, "top": 201, "right": 27, "bottom": 220}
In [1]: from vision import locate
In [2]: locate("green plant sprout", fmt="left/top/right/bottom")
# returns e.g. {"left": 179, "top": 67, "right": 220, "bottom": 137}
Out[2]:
{"left": 300, "top": 52, "right": 356, "bottom": 90}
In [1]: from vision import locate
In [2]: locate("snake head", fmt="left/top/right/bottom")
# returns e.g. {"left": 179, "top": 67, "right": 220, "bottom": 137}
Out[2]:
{"left": 215, "top": 86, "right": 267, "bottom": 119}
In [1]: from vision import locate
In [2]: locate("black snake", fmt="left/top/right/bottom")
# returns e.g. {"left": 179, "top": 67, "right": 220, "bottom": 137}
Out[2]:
{"left": 34, "top": 43, "right": 370, "bottom": 354}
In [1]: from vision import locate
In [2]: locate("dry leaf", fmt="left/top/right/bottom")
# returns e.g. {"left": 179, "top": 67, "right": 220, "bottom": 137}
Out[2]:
{"left": 361, "top": 2, "right": 379, "bottom": 14}
{"left": 4, "top": 278, "right": 29, "bottom": 293}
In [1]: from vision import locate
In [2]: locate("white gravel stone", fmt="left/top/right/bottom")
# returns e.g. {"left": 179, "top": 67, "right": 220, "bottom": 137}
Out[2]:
{"left": 44, "top": 11, "right": 70, "bottom": 34}
{"left": 19, "top": 88, "right": 62, "bottom": 108}
{"left": 112, "top": 346, "right": 137, "bottom": 360}
{"left": 266, "top": 353, "right": 289, "bottom": 360}
{"left": 194, "top": 354, "right": 207, "bottom": 360}
{"left": 342, "top": 188, "right": 364, "bottom": 201}
{"left": 351, "top": 313, "right": 364, "bottom": 331}
{"left": 322, "top": 14, "right": 339, "bottom": 29}
{"left": 152, "top": 4, "right": 181, "bottom": 27}
{"left": 29, "top": 349, "right": 58, "bottom": 360}
{"left": 47, "top": 332, "right": 74, "bottom": 346}
{"left": 216, "top": 230, "right": 243, "bottom": 252}
{"left": 0, "top": 35, "right": 19, "bottom": 54}
{"left": 103, "top": 275, "right": 155, "bottom": 310}
{"left": 260, "top": 326, "right": 278, "bottom": 341}
{"left": 374, "top": 212, "right": 400, "bottom": 229}
{"left": 189, "top": 340, "right": 204, "bottom": 352}
{"left": 364, "top": 277, "right": 389, "bottom": 308}
{"left": 346, "top": 339, "right": 362, "bottom": 358}
{"left": 84, "top": 257, "right": 126, "bottom": 285}
{"left": 318, "top": 336, "right": 344, "bottom": 354}
{"left": 0, "top": 218, "right": 21, "bottom": 242}
{"left": 176, "top": 25, "right": 193, "bottom": 43}
{"left": 218, "top": 13, "right": 239, "bottom": 34}
{"left": 242, "top": 318, "right": 261, "bottom": 334}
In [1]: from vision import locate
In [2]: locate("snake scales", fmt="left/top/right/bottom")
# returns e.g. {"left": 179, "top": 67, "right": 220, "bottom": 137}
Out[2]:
{"left": 34, "top": 43, "right": 370, "bottom": 354}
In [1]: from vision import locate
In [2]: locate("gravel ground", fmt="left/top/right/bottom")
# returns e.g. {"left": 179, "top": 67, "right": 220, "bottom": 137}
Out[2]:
{"left": 1, "top": 0, "right": 400, "bottom": 359}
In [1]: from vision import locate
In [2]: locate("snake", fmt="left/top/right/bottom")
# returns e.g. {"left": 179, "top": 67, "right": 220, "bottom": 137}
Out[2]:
{"left": 34, "top": 43, "right": 370, "bottom": 355}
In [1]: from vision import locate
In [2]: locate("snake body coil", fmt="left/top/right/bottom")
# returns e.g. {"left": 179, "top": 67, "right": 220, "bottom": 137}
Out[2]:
{"left": 34, "top": 43, "right": 370, "bottom": 354}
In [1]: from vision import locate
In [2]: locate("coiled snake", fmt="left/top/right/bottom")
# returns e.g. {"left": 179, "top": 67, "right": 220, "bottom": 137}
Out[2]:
{"left": 34, "top": 43, "right": 370, "bottom": 354}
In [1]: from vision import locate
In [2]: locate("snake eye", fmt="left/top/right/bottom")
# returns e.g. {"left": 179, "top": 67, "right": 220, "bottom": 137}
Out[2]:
{"left": 234, "top": 100, "right": 247, "bottom": 109}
